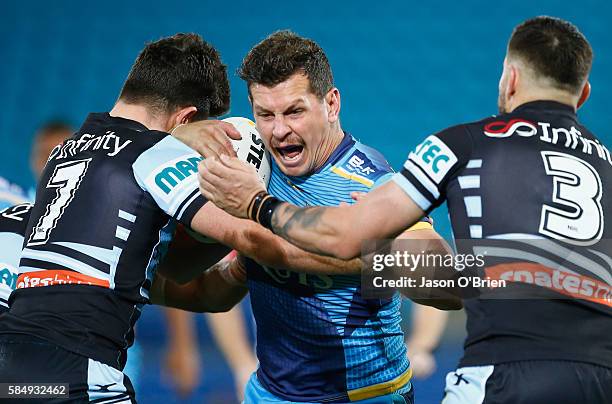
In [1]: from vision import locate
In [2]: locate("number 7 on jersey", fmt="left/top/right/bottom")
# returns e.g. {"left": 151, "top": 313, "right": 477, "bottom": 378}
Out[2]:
{"left": 28, "top": 159, "right": 92, "bottom": 246}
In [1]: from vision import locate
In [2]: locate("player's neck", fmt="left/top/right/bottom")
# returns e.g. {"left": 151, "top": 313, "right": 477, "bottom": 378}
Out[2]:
{"left": 509, "top": 90, "right": 578, "bottom": 113}
{"left": 109, "top": 101, "right": 170, "bottom": 132}
{"left": 312, "top": 125, "right": 345, "bottom": 172}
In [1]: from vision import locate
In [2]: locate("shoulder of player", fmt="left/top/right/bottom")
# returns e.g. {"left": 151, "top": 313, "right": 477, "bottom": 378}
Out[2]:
{"left": 331, "top": 140, "right": 394, "bottom": 184}
{"left": 432, "top": 116, "right": 496, "bottom": 140}
{"left": 131, "top": 133, "right": 202, "bottom": 193}
{"left": 0, "top": 203, "right": 33, "bottom": 235}
{"left": 130, "top": 131, "right": 199, "bottom": 162}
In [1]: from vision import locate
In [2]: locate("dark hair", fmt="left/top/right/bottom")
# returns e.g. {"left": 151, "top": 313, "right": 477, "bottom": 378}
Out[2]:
{"left": 508, "top": 16, "right": 593, "bottom": 93}
{"left": 238, "top": 30, "right": 333, "bottom": 98}
{"left": 119, "top": 33, "right": 229, "bottom": 120}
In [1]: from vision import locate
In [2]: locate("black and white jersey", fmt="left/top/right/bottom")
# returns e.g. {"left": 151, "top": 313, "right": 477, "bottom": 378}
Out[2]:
{"left": 0, "top": 203, "right": 32, "bottom": 312}
{"left": 0, "top": 113, "right": 206, "bottom": 370}
{"left": 393, "top": 101, "right": 612, "bottom": 367}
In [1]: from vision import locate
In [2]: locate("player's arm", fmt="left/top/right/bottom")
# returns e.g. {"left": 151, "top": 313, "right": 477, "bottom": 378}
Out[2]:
{"left": 199, "top": 127, "right": 472, "bottom": 261}
{"left": 150, "top": 252, "right": 247, "bottom": 313}
{"left": 200, "top": 157, "right": 423, "bottom": 259}
{"left": 133, "top": 136, "right": 360, "bottom": 277}
{"left": 394, "top": 227, "right": 463, "bottom": 310}
{"left": 157, "top": 223, "right": 231, "bottom": 284}
{"left": 190, "top": 202, "right": 363, "bottom": 275}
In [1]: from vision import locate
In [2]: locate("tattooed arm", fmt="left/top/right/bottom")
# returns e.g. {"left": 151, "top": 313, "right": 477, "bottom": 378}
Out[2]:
{"left": 270, "top": 181, "right": 425, "bottom": 259}
{"left": 199, "top": 156, "right": 425, "bottom": 260}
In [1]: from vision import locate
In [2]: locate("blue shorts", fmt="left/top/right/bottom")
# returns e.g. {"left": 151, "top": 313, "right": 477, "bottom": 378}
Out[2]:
{"left": 244, "top": 373, "right": 414, "bottom": 404}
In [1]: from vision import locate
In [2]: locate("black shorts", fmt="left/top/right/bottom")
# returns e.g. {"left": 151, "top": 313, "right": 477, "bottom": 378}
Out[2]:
{"left": 0, "top": 334, "right": 136, "bottom": 403}
{"left": 442, "top": 360, "right": 612, "bottom": 404}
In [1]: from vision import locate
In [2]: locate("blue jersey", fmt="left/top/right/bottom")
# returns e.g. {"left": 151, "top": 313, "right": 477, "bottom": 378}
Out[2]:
{"left": 246, "top": 133, "right": 422, "bottom": 402}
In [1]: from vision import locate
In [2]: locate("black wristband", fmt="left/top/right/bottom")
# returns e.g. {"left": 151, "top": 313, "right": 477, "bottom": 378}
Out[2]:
{"left": 257, "top": 195, "right": 283, "bottom": 231}
{"left": 248, "top": 191, "right": 269, "bottom": 221}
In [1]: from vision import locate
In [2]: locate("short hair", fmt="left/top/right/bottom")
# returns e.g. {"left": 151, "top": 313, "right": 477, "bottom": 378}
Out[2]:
{"left": 119, "top": 33, "right": 229, "bottom": 120}
{"left": 238, "top": 30, "right": 333, "bottom": 98}
{"left": 508, "top": 16, "right": 593, "bottom": 93}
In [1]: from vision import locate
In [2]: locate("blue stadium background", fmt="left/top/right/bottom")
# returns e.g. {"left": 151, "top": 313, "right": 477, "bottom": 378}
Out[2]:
{"left": 1, "top": 1, "right": 610, "bottom": 403}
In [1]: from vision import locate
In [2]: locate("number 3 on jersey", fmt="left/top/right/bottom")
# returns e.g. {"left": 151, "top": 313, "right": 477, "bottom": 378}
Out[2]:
{"left": 539, "top": 151, "right": 604, "bottom": 244}
{"left": 27, "top": 159, "right": 92, "bottom": 246}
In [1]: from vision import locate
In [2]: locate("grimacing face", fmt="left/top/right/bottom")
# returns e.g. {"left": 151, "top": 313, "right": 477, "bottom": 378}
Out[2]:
{"left": 250, "top": 73, "right": 334, "bottom": 177}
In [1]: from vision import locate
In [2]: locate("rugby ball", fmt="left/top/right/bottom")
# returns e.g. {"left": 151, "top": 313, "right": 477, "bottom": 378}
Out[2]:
{"left": 223, "top": 117, "right": 271, "bottom": 188}
{"left": 186, "top": 117, "right": 271, "bottom": 244}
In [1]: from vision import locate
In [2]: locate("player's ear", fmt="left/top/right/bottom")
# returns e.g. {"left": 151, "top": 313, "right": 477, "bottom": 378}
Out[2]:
{"left": 176, "top": 106, "right": 198, "bottom": 124}
{"left": 507, "top": 64, "right": 519, "bottom": 98}
{"left": 167, "top": 106, "right": 198, "bottom": 134}
{"left": 577, "top": 81, "right": 591, "bottom": 109}
{"left": 326, "top": 88, "right": 340, "bottom": 123}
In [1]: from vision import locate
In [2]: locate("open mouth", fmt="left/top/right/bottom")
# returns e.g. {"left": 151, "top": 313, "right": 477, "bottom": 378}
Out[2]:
{"left": 275, "top": 144, "right": 304, "bottom": 163}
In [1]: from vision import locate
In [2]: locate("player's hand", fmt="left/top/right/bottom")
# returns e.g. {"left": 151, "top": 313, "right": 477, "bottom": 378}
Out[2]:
{"left": 407, "top": 345, "right": 436, "bottom": 379}
{"left": 199, "top": 155, "right": 266, "bottom": 219}
{"left": 172, "top": 120, "right": 241, "bottom": 159}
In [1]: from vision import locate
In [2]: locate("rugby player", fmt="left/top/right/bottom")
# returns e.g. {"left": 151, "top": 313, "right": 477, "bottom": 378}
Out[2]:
{"left": 0, "top": 33, "right": 361, "bottom": 402}
{"left": 199, "top": 18, "right": 612, "bottom": 403}
{"left": 179, "top": 30, "right": 453, "bottom": 404}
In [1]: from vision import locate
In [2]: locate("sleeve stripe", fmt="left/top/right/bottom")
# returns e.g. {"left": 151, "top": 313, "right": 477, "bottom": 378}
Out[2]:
{"left": 176, "top": 189, "right": 201, "bottom": 221}
{"left": 400, "top": 168, "right": 438, "bottom": 201}
{"left": 403, "top": 159, "right": 440, "bottom": 198}
{"left": 391, "top": 172, "right": 432, "bottom": 211}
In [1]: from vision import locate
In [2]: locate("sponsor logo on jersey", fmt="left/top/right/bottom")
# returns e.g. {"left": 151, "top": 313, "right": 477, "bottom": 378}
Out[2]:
{"left": 49, "top": 132, "right": 132, "bottom": 160}
{"left": 0, "top": 265, "right": 18, "bottom": 290}
{"left": 147, "top": 154, "right": 203, "bottom": 201}
{"left": 485, "top": 263, "right": 612, "bottom": 307}
{"left": 409, "top": 135, "right": 458, "bottom": 183}
{"left": 346, "top": 152, "right": 377, "bottom": 176}
{"left": 16, "top": 270, "right": 110, "bottom": 289}
{"left": 331, "top": 150, "right": 383, "bottom": 187}
{"left": 483, "top": 119, "right": 612, "bottom": 166}
{"left": 483, "top": 119, "right": 537, "bottom": 138}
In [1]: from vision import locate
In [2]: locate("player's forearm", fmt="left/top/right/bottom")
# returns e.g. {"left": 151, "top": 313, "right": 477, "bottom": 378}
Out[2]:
{"left": 152, "top": 265, "right": 247, "bottom": 313}
{"left": 269, "top": 203, "right": 360, "bottom": 260}
{"left": 242, "top": 221, "right": 362, "bottom": 275}
{"left": 393, "top": 229, "right": 463, "bottom": 310}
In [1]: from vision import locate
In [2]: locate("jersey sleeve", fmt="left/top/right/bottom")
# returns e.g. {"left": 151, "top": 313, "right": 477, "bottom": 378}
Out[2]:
{"left": 374, "top": 172, "right": 433, "bottom": 228}
{"left": 392, "top": 125, "right": 473, "bottom": 213}
{"left": 132, "top": 136, "right": 207, "bottom": 227}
